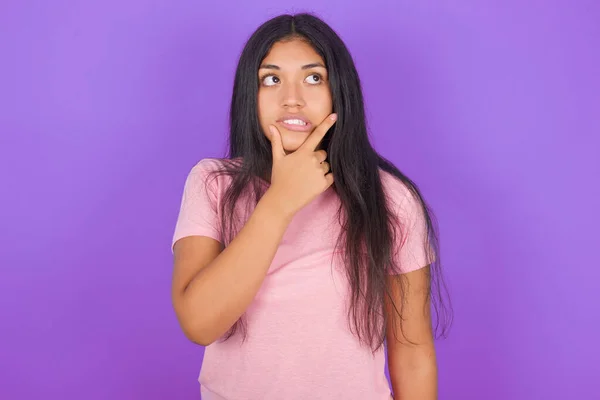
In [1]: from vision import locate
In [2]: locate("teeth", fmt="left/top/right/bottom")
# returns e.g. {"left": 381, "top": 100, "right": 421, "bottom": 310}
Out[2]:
{"left": 283, "top": 119, "right": 307, "bottom": 126}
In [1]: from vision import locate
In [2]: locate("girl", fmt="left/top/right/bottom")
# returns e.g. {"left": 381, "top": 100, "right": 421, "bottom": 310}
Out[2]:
{"left": 171, "top": 13, "right": 451, "bottom": 400}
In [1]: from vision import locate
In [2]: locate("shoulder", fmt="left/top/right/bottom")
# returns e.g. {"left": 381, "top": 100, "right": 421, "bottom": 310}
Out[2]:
{"left": 189, "top": 157, "right": 227, "bottom": 175}
{"left": 378, "top": 168, "right": 425, "bottom": 225}
{"left": 182, "top": 157, "right": 234, "bottom": 197}
{"left": 378, "top": 169, "right": 416, "bottom": 206}
{"left": 186, "top": 157, "right": 241, "bottom": 179}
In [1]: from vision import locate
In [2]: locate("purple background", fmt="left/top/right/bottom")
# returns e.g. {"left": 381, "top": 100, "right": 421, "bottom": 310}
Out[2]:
{"left": 1, "top": 1, "right": 599, "bottom": 399}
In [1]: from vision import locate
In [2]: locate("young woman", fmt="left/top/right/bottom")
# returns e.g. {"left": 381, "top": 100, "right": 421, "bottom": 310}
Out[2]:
{"left": 171, "top": 13, "right": 452, "bottom": 400}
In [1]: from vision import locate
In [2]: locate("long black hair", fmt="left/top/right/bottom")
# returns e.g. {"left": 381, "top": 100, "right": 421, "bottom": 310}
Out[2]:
{"left": 208, "top": 13, "right": 452, "bottom": 351}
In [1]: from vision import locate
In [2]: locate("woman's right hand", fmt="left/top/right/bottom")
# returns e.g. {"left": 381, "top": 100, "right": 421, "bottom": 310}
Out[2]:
{"left": 265, "top": 113, "right": 337, "bottom": 218}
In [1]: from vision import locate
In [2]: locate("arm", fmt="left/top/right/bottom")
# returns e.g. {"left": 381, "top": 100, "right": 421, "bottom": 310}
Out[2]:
{"left": 171, "top": 189, "right": 292, "bottom": 346}
{"left": 171, "top": 115, "right": 336, "bottom": 346}
{"left": 385, "top": 266, "right": 437, "bottom": 399}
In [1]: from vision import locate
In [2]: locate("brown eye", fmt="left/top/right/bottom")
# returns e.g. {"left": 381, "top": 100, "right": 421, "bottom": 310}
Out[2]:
{"left": 262, "top": 75, "right": 280, "bottom": 86}
{"left": 305, "top": 74, "right": 321, "bottom": 84}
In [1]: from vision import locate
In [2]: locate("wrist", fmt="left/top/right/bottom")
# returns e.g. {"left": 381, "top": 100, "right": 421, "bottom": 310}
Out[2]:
{"left": 258, "top": 188, "right": 296, "bottom": 224}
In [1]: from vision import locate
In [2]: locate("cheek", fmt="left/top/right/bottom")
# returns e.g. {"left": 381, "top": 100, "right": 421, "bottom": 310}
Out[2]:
{"left": 257, "top": 93, "right": 266, "bottom": 121}
{"left": 324, "top": 93, "right": 333, "bottom": 111}
{"left": 257, "top": 93, "right": 273, "bottom": 140}
{"left": 308, "top": 89, "right": 333, "bottom": 115}
{"left": 257, "top": 92, "right": 276, "bottom": 122}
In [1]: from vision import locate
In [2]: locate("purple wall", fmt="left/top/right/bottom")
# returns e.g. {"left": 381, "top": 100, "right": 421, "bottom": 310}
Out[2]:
{"left": 1, "top": 1, "right": 598, "bottom": 399}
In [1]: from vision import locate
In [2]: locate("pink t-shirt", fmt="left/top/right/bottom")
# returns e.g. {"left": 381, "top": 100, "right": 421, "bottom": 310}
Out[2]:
{"left": 172, "top": 158, "right": 433, "bottom": 400}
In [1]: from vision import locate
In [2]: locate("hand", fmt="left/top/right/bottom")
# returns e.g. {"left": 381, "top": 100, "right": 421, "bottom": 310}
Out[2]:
{"left": 265, "top": 113, "right": 337, "bottom": 218}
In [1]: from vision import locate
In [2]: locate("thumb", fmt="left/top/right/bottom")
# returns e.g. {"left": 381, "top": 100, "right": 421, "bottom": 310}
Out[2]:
{"left": 268, "top": 125, "right": 285, "bottom": 162}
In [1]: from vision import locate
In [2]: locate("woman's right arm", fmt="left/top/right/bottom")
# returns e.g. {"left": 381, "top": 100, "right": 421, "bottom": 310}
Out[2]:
{"left": 171, "top": 113, "right": 337, "bottom": 346}
{"left": 171, "top": 189, "right": 293, "bottom": 346}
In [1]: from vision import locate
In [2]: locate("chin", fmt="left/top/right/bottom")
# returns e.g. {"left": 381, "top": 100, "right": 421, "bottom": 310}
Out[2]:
{"left": 282, "top": 146, "right": 300, "bottom": 154}
{"left": 281, "top": 133, "right": 309, "bottom": 152}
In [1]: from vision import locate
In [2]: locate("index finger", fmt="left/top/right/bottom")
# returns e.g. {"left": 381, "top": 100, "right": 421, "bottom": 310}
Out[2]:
{"left": 300, "top": 113, "right": 337, "bottom": 152}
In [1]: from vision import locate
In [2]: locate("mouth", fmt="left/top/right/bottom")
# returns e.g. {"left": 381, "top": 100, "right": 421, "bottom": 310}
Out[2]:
{"left": 277, "top": 115, "right": 313, "bottom": 132}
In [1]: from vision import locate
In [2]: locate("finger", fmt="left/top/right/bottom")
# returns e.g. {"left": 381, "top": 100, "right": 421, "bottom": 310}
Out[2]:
{"left": 300, "top": 113, "right": 337, "bottom": 152}
{"left": 324, "top": 172, "right": 335, "bottom": 188}
{"left": 314, "top": 150, "right": 327, "bottom": 163}
{"left": 268, "top": 125, "right": 286, "bottom": 162}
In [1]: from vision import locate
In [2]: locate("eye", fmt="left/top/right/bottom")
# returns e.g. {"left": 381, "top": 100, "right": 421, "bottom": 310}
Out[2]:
{"left": 261, "top": 75, "right": 280, "bottom": 86}
{"left": 305, "top": 74, "right": 322, "bottom": 84}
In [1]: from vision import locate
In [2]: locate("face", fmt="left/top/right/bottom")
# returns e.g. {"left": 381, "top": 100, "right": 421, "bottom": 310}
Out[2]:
{"left": 257, "top": 38, "right": 333, "bottom": 154}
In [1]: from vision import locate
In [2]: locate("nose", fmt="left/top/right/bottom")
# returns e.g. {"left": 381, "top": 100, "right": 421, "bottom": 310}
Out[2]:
{"left": 281, "top": 81, "right": 305, "bottom": 108}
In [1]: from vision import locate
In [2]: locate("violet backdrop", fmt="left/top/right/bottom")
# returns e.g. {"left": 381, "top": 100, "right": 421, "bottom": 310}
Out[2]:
{"left": 1, "top": 0, "right": 598, "bottom": 399}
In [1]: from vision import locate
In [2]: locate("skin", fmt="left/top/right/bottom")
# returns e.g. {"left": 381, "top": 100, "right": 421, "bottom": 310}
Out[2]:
{"left": 172, "top": 37, "right": 437, "bottom": 398}
{"left": 259, "top": 38, "right": 438, "bottom": 398}
{"left": 257, "top": 38, "right": 333, "bottom": 153}
{"left": 386, "top": 268, "right": 438, "bottom": 399}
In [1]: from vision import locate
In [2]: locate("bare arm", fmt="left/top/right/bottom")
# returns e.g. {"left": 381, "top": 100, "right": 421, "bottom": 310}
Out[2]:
{"left": 171, "top": 190, "right": 292, "bottom": 346}
{"left": 171, "top": 114, "right": 337, "bottom": 346}
{"left": 386, "top": 266, "right": 437, "bottom": 399}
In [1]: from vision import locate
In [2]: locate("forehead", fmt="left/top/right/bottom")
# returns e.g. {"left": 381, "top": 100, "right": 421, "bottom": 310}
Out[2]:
{"left": 261, "top": 39, "right": 324, "bottom": 68}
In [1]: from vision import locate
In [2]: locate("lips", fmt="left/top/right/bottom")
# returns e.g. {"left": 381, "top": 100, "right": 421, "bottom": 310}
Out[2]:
{"left": 276, "top": 114, "right": 313, "bottom": 132}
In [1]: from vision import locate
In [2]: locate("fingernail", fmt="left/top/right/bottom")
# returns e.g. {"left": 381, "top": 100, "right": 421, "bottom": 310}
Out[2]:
{"left": 330, "top": 114, "right": 337, "bottom": 121}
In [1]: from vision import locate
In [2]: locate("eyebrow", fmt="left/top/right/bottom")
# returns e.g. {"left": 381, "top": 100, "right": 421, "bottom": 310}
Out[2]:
{"left": 259, "top": 62, "right": 326, "bottom": 70}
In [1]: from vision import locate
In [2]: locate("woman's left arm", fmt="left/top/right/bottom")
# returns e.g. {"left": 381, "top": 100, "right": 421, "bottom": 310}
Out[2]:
{"left": 385, "top": 266, "right": 437, "bottom": 400}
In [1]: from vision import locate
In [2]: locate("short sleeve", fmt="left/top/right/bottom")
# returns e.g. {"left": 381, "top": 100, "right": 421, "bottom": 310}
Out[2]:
{"left": 385, "top": 175, "right": 436, "bottom": 275}
{"left": 171, "top": 159, "right": 222, "bottom": 251}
